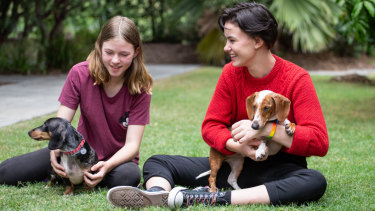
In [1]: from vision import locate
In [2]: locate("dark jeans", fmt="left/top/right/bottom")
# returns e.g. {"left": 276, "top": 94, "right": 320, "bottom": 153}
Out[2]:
{"left": 143, "top": 153, "right": 327, "bottom": 206}
{"left": 0, "top": 147, "right": 140, "bottom": 188}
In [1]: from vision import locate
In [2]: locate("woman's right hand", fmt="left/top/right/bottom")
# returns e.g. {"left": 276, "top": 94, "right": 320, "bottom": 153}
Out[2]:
{"left": 50, "top": 150, "right": 67, "bottom": 178}
{"left": 226, "top": 138, "right": 267, "bottom": 161}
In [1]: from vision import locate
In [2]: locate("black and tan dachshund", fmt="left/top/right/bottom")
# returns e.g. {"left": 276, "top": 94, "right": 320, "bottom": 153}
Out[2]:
{"left": 28, "top": 117, "right": 98, "bottom": 195}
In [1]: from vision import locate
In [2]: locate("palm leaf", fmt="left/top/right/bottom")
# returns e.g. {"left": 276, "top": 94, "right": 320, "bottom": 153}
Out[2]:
{"left": 271, "top": 0, "right": 341, "bottom": 52}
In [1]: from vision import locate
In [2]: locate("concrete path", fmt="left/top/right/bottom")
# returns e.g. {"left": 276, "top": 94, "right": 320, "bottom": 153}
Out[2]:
{"left": 0, "top": 64, "right": 200, "bottom": 128}
{"left": 307, "top": 69, "right": 375, "bottom": 76}
{"left": 0, "top": 65, "right": 373, "bottom": 128}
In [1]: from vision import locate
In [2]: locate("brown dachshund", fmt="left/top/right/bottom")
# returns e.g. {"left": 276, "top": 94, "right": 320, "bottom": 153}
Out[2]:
{"left": 196, "top": 90, "right": 295, "bottom": 192}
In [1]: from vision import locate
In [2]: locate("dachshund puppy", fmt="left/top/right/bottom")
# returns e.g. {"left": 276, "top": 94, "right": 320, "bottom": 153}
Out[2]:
{"left": 28, "top": 117, "right": 97, "bottom": 195}
{"left": 246, "top": 90, "right": 295, "bottom": 160}
{"left": 196, "top": 90, "right": 295, "bottom": 192}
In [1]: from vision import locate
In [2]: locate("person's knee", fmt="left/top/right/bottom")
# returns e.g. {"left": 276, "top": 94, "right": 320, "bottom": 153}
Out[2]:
{"left": 144, "top": 155, "right": 168, "bottom": 168}
{"left": 0, "top": 148, "right": 51, "bottom": 186}
{"left": 143, "top": 155, "right": 175, "bottom": 187}
{"left": 117, "top": 168, "right": 141, "bottom": 186}
{"left": 0, "top": 159, "right": 11, "bottom": 185}
{"left": 104, "top": 163, "right": 141, "bottom": 188}
{"left": 308, "top": 169, "right": 327, "bottom": 200}
{"left": 271, "top": 169, "right": 328, "bottom": 205}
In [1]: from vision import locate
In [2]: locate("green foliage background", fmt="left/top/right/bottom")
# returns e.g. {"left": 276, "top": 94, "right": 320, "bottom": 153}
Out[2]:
{"left": 0, "top": 0, "right": 375, "bottom": 72}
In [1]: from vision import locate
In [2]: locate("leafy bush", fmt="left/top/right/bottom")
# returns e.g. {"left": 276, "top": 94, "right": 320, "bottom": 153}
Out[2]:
{"left": 334, "top": 0, "right": 375, "bottom": 56}
{"left": 0, "top": 40, "right": 38, "bottom": 74}
{"left": 44, "top": 28, "right": 97, "bottom": 71}
{"left": 0, "top": 28, "right": 97, "bottom": 74}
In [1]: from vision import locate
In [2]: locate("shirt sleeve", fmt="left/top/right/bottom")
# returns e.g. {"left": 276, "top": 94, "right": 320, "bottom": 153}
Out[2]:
{"left": 58, "top": 67, "right": 81, "bottom": 110}
{"left": 128, "top": 91, "right": 152, "bottom": 125}
{"left": 283, "top": 73, "right": 329, "bottom": 157}
{"left": 201, "top": 67, "right": 235, "bottom": 155}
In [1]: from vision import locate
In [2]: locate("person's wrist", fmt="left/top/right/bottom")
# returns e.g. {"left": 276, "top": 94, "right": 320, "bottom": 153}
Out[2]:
{"left": 263, "top": 122, "right": 277, "bottom": 139}
{"left": 262, "top": 123, "right": 274, "bottom": 138}
{"left": 225, "top": 138, "right": 238, "bottom": 152}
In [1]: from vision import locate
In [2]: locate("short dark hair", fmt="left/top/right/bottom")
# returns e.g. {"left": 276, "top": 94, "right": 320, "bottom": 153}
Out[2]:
{"left": 218, "top": 2, "right": 278, "bottom": 49}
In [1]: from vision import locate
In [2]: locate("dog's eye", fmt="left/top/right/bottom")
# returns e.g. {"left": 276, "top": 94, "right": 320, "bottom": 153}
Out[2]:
{"left": 263, "top": 107, "right": 270, "bottom": 111}
{"left": 253, "top": 105, "right": 257, "bottom": 110}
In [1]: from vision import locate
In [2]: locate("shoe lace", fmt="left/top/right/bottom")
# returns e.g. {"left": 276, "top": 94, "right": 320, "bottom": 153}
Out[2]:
{"left": 185, "top": 191, "right": 218, "bottom": 206}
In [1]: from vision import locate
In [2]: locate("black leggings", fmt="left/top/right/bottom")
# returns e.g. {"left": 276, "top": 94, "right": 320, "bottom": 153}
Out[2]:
{"left": 143, "top": 153, "right": 327, "bottom": 206}
{"left": 0, "top": 147, "right": 141, "bottom": 188}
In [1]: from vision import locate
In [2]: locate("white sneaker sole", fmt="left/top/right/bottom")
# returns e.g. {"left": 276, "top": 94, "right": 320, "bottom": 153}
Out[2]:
{"left": 168, "top": 186, "right": 188, "bottom": 209}
{"left": 107, "top": 186, "right": 169, "bottom": 208}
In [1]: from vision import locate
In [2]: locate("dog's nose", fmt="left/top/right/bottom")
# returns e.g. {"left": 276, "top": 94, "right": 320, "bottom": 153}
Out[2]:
{"left": 252, "top": 122, "right": 259, "bottom": 130}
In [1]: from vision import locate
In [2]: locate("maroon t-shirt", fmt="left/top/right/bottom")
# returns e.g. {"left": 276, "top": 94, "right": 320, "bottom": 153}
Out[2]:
{"left": 58, "top": 61, "right": 151, "bottom": 164}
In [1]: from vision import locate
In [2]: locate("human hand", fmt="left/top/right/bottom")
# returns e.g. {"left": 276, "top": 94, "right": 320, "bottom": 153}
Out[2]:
{"left": 83, "top": 161, "right": 108, "bottom": 188}
{"left": 50, "top": 150, "right": 68, "bottom": 178}
{"left": 226, "top": 138, "right": 267, "bottom": 161}
{"left": 231, "top": 120, "right": 264, "bottom": 144}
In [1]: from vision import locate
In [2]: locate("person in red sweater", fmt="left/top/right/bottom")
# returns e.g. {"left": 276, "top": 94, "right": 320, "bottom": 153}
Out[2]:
{"left": 107, "top": 2, "right": 329, "bottom": 209}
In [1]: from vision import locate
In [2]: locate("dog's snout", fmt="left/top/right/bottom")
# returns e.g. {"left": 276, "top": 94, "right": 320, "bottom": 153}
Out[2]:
{"left": 252, "top": 121, "right": 260, "bottom": 130}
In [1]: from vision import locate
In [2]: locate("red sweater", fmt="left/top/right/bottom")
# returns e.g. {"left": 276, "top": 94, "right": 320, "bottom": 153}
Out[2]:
{"left": 201, "top": 55, "right": 329, "bottom": 157}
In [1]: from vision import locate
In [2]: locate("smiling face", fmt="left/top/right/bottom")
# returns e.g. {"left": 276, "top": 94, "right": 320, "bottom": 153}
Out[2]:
{"left": 101, "top": 37, "right": 139, "bottom": 80}
{"left": 223, "top": 22, "right": 260, "bottom": 68}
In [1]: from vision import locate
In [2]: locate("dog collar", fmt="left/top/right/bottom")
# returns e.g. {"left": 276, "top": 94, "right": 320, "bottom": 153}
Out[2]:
{"left": 63, "top": 139, "right": 85, "bottom": 155}
{"left": 270, "top": 119, "right": 279, "bottom": 124}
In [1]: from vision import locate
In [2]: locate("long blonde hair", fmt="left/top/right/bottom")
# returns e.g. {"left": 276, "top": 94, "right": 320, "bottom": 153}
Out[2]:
{"left": 87, "top": 16, "right": 153, "bottom": 95}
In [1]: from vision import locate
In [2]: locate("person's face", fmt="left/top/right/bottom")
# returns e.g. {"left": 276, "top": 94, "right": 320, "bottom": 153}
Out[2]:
{"left": 223, "top": 22, "right": 259, "bottom": 67}
{"left": 101, "top": 37, "right": 139, "bottom": 80}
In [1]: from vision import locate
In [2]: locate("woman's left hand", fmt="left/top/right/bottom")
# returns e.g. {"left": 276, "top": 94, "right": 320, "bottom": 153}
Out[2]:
{"left": 83, "top": 161, "right": 108, "bottom": 188}
{"left": 231, "top": 119, "right": 264, "bottom": 143}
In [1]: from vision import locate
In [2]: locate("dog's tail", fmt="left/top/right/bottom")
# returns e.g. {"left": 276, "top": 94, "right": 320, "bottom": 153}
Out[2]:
{"left": 195, "top": 170, "right": 211, "bottom": 179}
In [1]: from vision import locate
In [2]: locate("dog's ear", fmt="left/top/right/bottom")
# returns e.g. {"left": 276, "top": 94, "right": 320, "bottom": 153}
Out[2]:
{"left": 272, "top": 93, "right": 291, "bottom": 122}
{"left": 246, "top": 92, "right": 258, "bottom": 120}
{"left": 48, "top": 124, "right": 66, "bottom": 150}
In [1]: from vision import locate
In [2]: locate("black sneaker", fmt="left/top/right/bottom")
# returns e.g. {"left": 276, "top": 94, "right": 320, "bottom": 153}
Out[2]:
{"left": 107, "top": 186, "right": 169, "bottom": 209}
{"left": 168, "top": 186, "right": 228, "bottom": 208}
{"left": 191, "top": 186, "right": 211, "bottom": 192}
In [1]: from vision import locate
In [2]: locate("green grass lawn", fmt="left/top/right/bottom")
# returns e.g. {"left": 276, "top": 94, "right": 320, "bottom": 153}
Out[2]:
{"left": 1, "top": 67, "right": 374, "bottom": 210}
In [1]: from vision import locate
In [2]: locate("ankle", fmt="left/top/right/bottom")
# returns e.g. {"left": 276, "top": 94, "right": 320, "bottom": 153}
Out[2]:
{"left": 148, "top": 186, "right": 166, "bottom": 192}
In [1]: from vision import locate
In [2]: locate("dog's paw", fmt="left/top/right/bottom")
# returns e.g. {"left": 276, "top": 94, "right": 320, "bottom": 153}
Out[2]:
{"left": 255, "top": 150, "right": 266, "bottom": 161}
{"left": 285, "top": 123, "right": 295, "bottom": 136}
{"left": 255, "top": 141, "right": 268, "bottom": 161}
{"left": 256, "top": 154, "right": 265, "bottom": 161}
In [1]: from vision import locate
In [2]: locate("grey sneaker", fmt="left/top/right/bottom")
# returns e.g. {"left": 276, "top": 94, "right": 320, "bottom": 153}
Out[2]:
{"left": 107, "top": 186, "right": 169, "bottom": 209}
{"left": 168, "top": 186, "right": 228, "bottom": 208}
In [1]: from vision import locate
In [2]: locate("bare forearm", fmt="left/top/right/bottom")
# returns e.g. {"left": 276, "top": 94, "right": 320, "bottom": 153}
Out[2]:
{"left": 105, "top": 143, "right": 140, "bottom": 172}
{"left": 262, "top": 123, "right": 293, "bottom": 148}
{"left": 56, "top": 105, "right": 76, "bottom": 122}
{"left": 104, "top": 125, "right": 144, "bottom": 173}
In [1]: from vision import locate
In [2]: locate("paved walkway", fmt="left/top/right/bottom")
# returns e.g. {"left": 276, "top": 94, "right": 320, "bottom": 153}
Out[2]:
{"left": 307, "top": 69, "right": 375, "bottom": 76}
{"left": 0, "top": 65, "right": 373, "bottom": 128}
{"left": 0, "top": 64, "right": 200, "bottom": 128}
